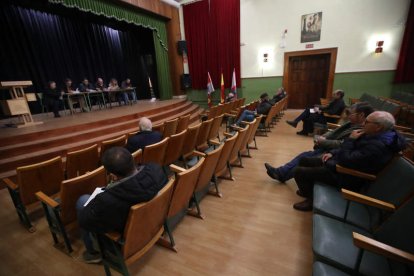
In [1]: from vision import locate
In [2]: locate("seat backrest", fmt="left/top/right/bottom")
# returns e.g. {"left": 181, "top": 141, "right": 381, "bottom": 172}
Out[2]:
{"left": 101, "top": 135, "right": 127, "bottom": 157}
{"left": 142, "top": 137, "right": 169, "bottom": 165}
{"left": 176, "top": 114, "right": 191, "bottom": 133}
{"left": 152, "top": 123, "right": 164, "bottom": 136}
{"left": 163, "top": 130, "right": 187, "bottom": 166}
{"left": 239, "top": 98, "right": 246, "bottom": 106}
{"left": 18, "top": 156, "right": 64, "bottom": 206}
{"left": 222, "top": 102, "right": 232, "bottom": 114}
{"left": 163, "top": 118, "right": 179, "bottom": 138}
{"left": 167, "top": 158, "right": 205, "bottom": 218}
{"left": 131, "top": 149, "right": 142, "bottom": 164}
{"left": 122, "top": 178, "right": 175, "bottom": 260}
{"left": 208, "top": 114, "right": 224, "bottom": 141}
{"left": 181, "top": 123, "right": 201, "bottom": 158}
{"left": 215, "top": 132, "right": 239, "bottom": 177}
{"left": 247, "top": 115, "right": 262, "bottom": 144}
{"left": 229, "top": 125, "right": 249, "bottom": 164}
{"left": 60, "top": 166, "right": 107, "bottom": 225}
{"left": 207, "top": 106, "right": 218, "bottom": 120}
{"left": 240, "top": 120, "right": 255, "bottom": 152}
{"left": 215, "top": 104, "right": 225, "bottom": 116}
{"left": 194, "top": 144, "right": 224, "bottom": 193}
{"left": 196, "top": 118, "right": 213, "bottom": 149}
{"left": 66, "top": 144, "right": 100, "bottom": 179}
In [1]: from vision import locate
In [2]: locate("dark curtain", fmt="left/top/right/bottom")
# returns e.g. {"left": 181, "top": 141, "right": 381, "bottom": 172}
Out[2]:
{"left": 395, "top": 0, "right": 414, "bottom": 83}
{"left": 183, "top": 0, "right": 240, "bottom": 89}
{"left": 0, "top": 2, "right": 158, "bottom": 109}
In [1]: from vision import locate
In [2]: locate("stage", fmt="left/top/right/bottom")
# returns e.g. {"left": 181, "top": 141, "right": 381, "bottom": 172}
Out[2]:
{"left": 0, "top": 99, "right": 203, "bottom": 180}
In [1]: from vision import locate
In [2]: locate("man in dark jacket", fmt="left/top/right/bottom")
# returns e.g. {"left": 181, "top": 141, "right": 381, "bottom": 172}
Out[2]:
{"left": 44, "top": 81, "right": 64, "bottom": 118}
{"left": 292, "top": 111, "right": 406, "bottom": 211}
{"left": 286, "top": 89, "right": 346, "bottom": 135}
{"left": 234, "top": 93, "right": 272, "bottom": 126}
{"left": 126, "top": 117, "right": 163, "bottom": 153}
{"left": 265, "top": 102, "right": 374, "bottom": 182}
{"left": 77, "top": 147, "right": 167, "bottom": 263}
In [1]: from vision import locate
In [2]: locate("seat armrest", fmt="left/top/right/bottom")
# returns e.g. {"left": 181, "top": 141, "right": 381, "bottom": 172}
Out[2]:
{"left": 230, "top": 125, "right": 243, "bottom": 131}
{"left": 327, "top": 122, "right": 340, "bottom": 129}
{"left": 223, "top": 132, "right": 233, "bottom": 138}
{"left": 341, "top": 189, "right": 395, "bottom": 212}
{"left": 324, "top": 113, "right": 340, "bottom": 119}
{"left": 336, "top": 165, "right": 376, "bottom": 181}
{"left": 105, "top": 231, "right": 122, "bottom": 242}
{"left": 192, "top": 150, "right": 206, "bottom": 158}
{"left": 395, "top": 125, "right": 412, "bottom": 132}
{"left": 3, "top": 178, "right": 18, "bottom": 190}
{"left": 209, "top": 140, "right": 221, "bottom": 146}
{"left": 169, "top": 164, "right": 186, "bottom": 174}
{"left": 353, "top": 232, "right": 414, "bottom": 264}
{"left": 35, "top": 191, "right": 59, "bottom": 208}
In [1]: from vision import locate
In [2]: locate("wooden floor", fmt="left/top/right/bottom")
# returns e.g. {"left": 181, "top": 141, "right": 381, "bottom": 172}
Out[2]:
{"left": 0, "top": 110, "right": 314, "bottom": 276}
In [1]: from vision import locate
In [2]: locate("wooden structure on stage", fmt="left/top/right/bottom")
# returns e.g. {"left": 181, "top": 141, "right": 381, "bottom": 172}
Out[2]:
{"left": 0, "top": 99, "right": 203, "bottom": 182}
{"left": 0, "top": 81, "right": 43, "bottom": 128}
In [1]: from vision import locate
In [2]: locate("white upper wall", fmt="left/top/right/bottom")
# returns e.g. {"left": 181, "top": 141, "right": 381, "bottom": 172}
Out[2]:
{"left": 240, "top": 0, "right": 410, "bottom": 78}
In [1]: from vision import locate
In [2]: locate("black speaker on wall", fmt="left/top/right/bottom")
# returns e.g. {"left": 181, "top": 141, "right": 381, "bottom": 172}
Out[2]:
{"left": 177, "top": 40, "right": 187, "bottom": 55}
{"left": 181, "top": 74, "right": 192, "bottom": 90}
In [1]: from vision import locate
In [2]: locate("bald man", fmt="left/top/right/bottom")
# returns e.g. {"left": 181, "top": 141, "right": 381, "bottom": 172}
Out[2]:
{"left": 126, "top": 117, "right": 163, "bottom": 153}
{"left": 292, "top": 111, "right": 406, "bottom": 211}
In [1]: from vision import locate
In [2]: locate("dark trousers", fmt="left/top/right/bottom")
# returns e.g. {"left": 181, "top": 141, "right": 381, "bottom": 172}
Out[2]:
{"left": 48, "top": 99, "right": 62, "bottom": 116}
{"left": 277, "top": 149, "right": 323, "bottom": 181}
{"left": 294, "top": 108, "right": 326, "bottom": 134}
{"left": 293, "top": 157, "right": 338, "bottom": 199}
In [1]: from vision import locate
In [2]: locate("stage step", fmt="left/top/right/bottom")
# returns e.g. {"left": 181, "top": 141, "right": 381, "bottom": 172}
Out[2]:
{"left": 0, "top": 99, "right": 204, "bottom": 181}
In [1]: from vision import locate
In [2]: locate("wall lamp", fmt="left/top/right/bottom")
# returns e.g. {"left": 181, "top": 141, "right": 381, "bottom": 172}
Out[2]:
{"left": 375, "top": 41, "right": 384, "bottom": 54}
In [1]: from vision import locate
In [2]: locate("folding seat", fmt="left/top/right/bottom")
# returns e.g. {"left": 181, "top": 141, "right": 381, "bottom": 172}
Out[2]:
{"left": 227, "top": 125, "right": 250, "bottom": 168}
{"left": 163, "top": 118, "right": 179, "bottom": 138}
{"left": 176, "top": 114, "right": 190, "bottom": 133}
{"left": 36, "top": 166, "right": 107, "bottom": 252}
{"left": 207, "top": 114, "right": 224, "bottom": 143}
{"left": 163, "top": 130, "right": 187, "bottom": 169}
{"left": 141, "top": 137, "right": 169, "bottom": 166}
{"left": 131, "top": 148, "right": 142, "bottom": 164}
{"left": 211, "top": 132, "right": 239, "bottom": 183}
{"left": 65, "top": 144, "right": 99, "bottom": 179}
{"left": 181, "top": 123, "right": 201, "bottom": 164}
{"left": 195, "top": 118, "right": 213, "bottom": 152}
{"left": 100, "top": 135, "right": 127, "bottom": 157}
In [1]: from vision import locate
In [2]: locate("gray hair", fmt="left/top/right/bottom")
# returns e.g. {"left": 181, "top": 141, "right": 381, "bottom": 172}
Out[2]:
{"left": 369, "top": 111, "right": 395, "bottom": 131}
{"left": 139, "top": 117, "right": 152, "bottom": 131}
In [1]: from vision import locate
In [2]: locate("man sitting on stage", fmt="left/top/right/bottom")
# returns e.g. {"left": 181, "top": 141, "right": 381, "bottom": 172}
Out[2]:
{"left": 44, "top": 81, "right": 64, "bottom": 118}
{"left": 95, "top": 78, "right": 107, "bottom": 91}
{"left": 79, "top": 78, "right": 95, "bottom": 92}
{"left": 63, "top": 78, "right": 88, "bottom": 112}
{"left": 77, "top": 147, "right": 167, "bottom": 263}
{"left": 121, "top": 78, "right": 136, "bottom": 104}
{"left": 126, "top": 117, "right": 163, "bottom": 153}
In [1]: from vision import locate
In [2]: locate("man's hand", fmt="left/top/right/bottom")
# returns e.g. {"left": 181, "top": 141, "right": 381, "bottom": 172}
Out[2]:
{"left": 350, "top": 129, "right": 365, "bottom": 139}
{"left": 314, "top": 135, "right": 326, "bottom": 145}
{"left": 322, "top": 153, "right": 333, "bottom": 163}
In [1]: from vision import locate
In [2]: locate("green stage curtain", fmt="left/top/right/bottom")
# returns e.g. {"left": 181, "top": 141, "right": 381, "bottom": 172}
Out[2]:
{"left": 48, "top": 0, "right": 172, "bottom": 99}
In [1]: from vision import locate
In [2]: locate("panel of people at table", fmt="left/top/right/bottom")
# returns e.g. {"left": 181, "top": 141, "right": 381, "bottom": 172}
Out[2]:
{"left": 43, "top": 77, "right": 136, "bottom": 117}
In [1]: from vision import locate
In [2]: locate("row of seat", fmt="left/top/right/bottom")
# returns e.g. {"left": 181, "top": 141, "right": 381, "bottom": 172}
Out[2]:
{"left": 311, "top": 156, "right": 414, "bottom": 275}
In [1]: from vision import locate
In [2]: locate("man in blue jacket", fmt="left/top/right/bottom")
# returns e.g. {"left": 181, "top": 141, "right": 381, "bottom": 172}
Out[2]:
{"left": 292, "top": 111, "right": 406, "bottom": 211}
{"left": 77, "top": 147, "right": 167, "bottom": 263}
{"left": 126, "top": 117, "right": 163, "bottom": 153}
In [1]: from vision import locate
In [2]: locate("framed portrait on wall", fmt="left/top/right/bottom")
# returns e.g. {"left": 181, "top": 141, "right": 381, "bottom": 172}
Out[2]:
{"left": 301, "top": 12, "right": 322, "bottom": 43}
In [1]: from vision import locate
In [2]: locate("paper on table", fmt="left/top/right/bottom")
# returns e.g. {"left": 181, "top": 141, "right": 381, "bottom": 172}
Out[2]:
{"left": 83, "top": 187, "right": 105, "bottom": 206}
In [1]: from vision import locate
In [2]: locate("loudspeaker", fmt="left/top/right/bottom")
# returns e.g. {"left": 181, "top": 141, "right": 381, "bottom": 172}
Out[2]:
{"left": 177, "top": 40, "right": 187, "bottom": 55}
{"left": 181, "top": 74, "right": 192, "bottom": 90}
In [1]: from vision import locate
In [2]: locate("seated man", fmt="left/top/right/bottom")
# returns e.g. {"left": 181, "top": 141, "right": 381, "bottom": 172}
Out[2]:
{"left": 286, "top": 89, "right": 346, "bottom": 135}
{"left": 44, "top": 81, "right": 64, "bottom": 118}
{"left": 63, "top": 78, "right": 88, "bottom": 112}
{"left": 226, "top": 92, "right": 236, "bottom": 103}
{"left": 121, "top": 78, "right": 136, "bottom": 104}
{"left": 269, "top": 87, "right": 287, "bottom": 105}
{"left": 95, "top": 77, "right": 107, "bottom": 91}
{"left": 77, "top": 147, "right": 167, "bottom": 263}
{"left": 292, "top": 111, "right": 406, "bottom": 211}
{"left": 234, "top": 93, "right": 272, "bottom": 126}
{"left": 265, "top": 102, "right": 374, "bottom": 182}
{"left": 79, "top": 78, "right": 95, "bottom": 92}
{"left": 126, "top": 117, "right": 163, "bottom": 153}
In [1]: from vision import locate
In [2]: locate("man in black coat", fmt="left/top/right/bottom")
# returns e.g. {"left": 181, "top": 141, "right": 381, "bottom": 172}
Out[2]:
{"left": 286, "top": 89, "right": 346, "bottom": 135}
{"left": 77, "top": 147, "right": 167, "bottom": 263}
{"left": 292, "top": 111, "right": 406, "bottom": 211}
{"left": 43, "top": 81, "right": 64, "bottom": 117}
{"left": 126, "top": 117, "right": 163, "bottom": 153}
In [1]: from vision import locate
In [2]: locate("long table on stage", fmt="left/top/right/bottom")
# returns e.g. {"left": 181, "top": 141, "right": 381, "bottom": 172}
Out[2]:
{"left": 64, "top": 87, "right": 137, "bottom": 114}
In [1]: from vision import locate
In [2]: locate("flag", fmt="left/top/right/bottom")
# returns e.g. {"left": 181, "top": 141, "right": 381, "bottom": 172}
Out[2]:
{"left": 207, "top": 72, "right": 214, "bottom": 107}
{"left": 231, "top": 68, "right": 237, "bottom": 99}
{"left": 220, "top": 72, "right": 225, "bottom": 104}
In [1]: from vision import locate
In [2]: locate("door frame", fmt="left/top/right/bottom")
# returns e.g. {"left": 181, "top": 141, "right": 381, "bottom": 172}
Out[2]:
{"left": 282, "top": 47, "right": 338, "bottom": 104}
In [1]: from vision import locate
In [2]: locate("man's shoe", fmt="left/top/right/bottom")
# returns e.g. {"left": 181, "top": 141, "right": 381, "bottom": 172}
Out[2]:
{"left": 286, "top": 120, "right": 298, "bottom": 128}
{"left": 296, "top": 190, "right": 306, "bottom": 198}
{"left": 82, "top": 251, "right": 102, "bottom": 264}
{"left": 296, "top": 131, "right": 308, "bottom": 136}
{"left": 293, "top": 199, "right": 313, "bottom": 212}
{"left": 264, "top": 163, "right": 285, "bottom": 183}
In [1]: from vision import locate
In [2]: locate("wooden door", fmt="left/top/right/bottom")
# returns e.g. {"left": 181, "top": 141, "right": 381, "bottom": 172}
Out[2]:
{"left": 283, "top": 48, "right": 337, "bottom": 109}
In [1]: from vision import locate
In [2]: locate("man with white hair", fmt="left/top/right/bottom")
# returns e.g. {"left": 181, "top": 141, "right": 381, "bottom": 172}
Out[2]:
{"left": 126, "top": 117, "right": 162, "bottom": 153}
{"left": 292, "top": 111, "right": 406, "bottom": 211}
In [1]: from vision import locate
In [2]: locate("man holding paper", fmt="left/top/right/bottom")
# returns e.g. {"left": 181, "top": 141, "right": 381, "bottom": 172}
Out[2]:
{"left": 76, "top": 147, "right": 167, "bottom": 263}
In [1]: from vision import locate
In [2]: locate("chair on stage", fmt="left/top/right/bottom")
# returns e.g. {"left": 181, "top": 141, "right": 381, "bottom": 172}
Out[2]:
{"left": 3, "top": 156, "right": 64, "bottom": 232}
{"left": 131, "top": 149, "right": 142, "bottom": 165}
{"left": 163, "top": 130, "right": 187, "bottom": 170}
{"left": 227, "top": 125, "right": 250, "bottom": 168}
{"left": 207, "top": 114, "right": 224, "bottom": 143}
{"left": 142, "top": 137, "right": 169, "bottom": 166}
{"left": 196, "top": 118, "right": 213, "bottom": 152}
{"left": 188, "top": 144, "right": 224, "bottom": 218}
{"left": 100, "top": 135, "right": 127, "bottom": 157}
{"left": 35, "top": 166, "right": 107, "bottom": 253}
{"left": 158, "top": 158, "right": 205, "bottom": 252}
{"left": 96, "top": 178, "right": 175, "bottom": 276}
{"left": 211, "top": 131, "right": 239, "bottom": 188}
{"left": 181, "top": 123, "right": 201, "bottom": 165}
{"left": 176, "top": 114, "right": 191, "bottom": 133}
{"left": 163, "top": 118, "right": 179, "bottom": 138}
{"left": 65, "top": 144, "right": 100, "bottom": 179}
